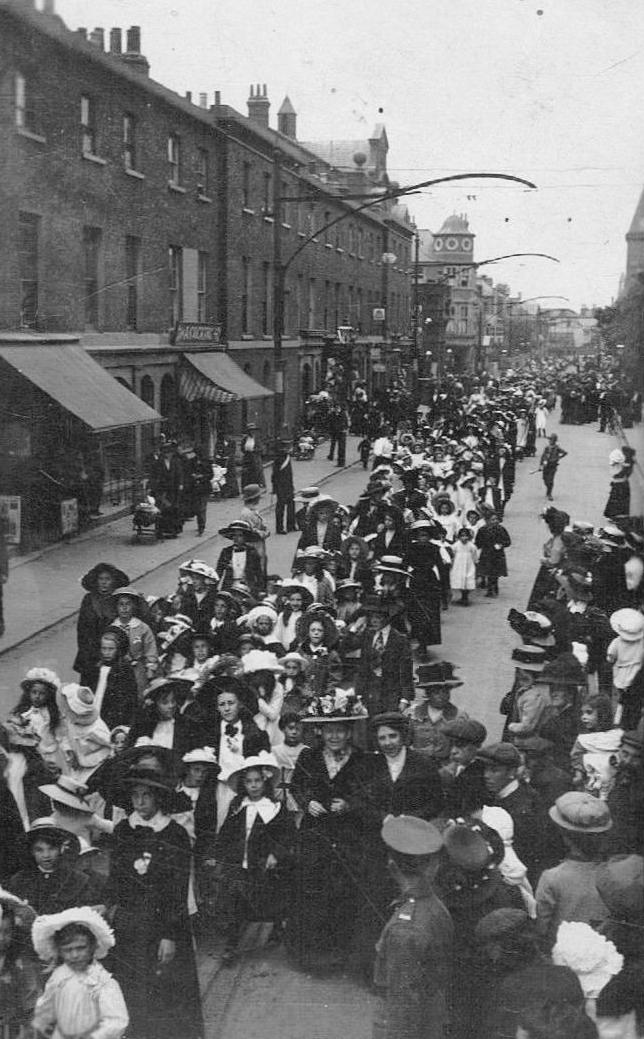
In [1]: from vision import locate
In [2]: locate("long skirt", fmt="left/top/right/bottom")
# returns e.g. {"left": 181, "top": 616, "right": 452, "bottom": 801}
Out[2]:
{"left": 407, "top": 585, "right": 442, "bottom": 647}
{"left": 604, "top": 479, "right": 630, "bottom": 520}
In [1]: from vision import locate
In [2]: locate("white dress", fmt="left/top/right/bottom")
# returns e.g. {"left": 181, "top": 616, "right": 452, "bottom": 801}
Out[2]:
{"left": 450, "top": 541, "right": 478, "bottom": 591}
{"left": 32, "top": 962, "right": 129, "bottom": 1039}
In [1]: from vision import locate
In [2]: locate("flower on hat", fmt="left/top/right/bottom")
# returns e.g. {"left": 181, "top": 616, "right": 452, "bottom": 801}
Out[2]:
{"left": 242, "top": 650, "right": 284, "bottom": 675}
{"left": 305, "top": 687, "right": 367, "bottom": 719}
{"left": 552, "top": 921, "right": 623, "bottom": 998}
{"left": 21, "top": 668, "right": 61, "bottom": 691}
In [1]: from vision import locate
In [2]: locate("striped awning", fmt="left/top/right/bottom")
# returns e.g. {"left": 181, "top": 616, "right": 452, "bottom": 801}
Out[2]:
{"left": 179, "top": 352, "right": 273, "bottom": 404}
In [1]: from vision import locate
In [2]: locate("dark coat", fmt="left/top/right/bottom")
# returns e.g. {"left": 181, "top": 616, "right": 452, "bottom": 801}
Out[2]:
{"left": 214, "top": 798, "right": 294, "bottom": 871}
{"left": 125, "top": 709, "right": 202, "bottom": 757}
{"left": 391, "top": 489, "right": 428, "bottom": 518}
{"left": 149, "top": 453, "right": 183, "bottom": 507}
{"left": 208, "top": 619, "right": 240, "bottom": 656}
{"left": 8, "top": 863, "right": 100, "bottom": 914}
{"left": 355, "top": 627, "right": 414, "bottom": 713}
{"left": 297, "top": 521, "right": 343, "bottom": 553}
{"left": 476, "top": 523, "right": 511, "bottom": 579}
{"left": 216, "top": 544, "right": 264, "bottom": 598}
{"left": 494, "top": 782, "right": 559, "bottom": 881}
{"left": 84, "top": 661, "right": 138, "bottom": 730}
{"left": 183, "top": 588, "right": 220, "bottom": 634}
{"left": 371, "top": 529, "right": 407, "bottom": 561}
{"left": 0, "top": 785, "right": 29, "bottom": 882}
{"left": 73, "top": 592, "right": 117, "bottom": 680}
{"left": 606, "top": 770, "right": 644, "bottom": 856}
{"left": 209, "top": 714, "right": 270, "bottom": 759}
{"left": 367, "top": 749, "right": 445, "bottom": 821}
{"left": 271, "top": 455, "right": 294, "bottom": 501}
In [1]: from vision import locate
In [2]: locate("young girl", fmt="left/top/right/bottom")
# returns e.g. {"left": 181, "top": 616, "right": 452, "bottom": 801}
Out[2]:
{"left": 91, "top": 629, "right": 138, "bottom": 732}
{"left": 109, "top": 588, "right": 158, "bottom": 696}
{"left": 570, "top": 694, "right": 622, "bottom": 798}
{"left": 450, "top": 527, "right": 479, "bottom": 606}
{"left": 211, "top": 753, "right": 294, "bottom": 963}
{"left": 242, "top": 650, "right": 285, "bottom": 747}
{"left": 433, "top": 495, "right": 461, "bottom": 543}
{"left": 273, "top": 585, "right": 313, "bottom": 652}
{"left": 31, "top": 908, "right": 128, "bottom": 1039}
{"left": 240, "top": 603, "right": 284, "bottom": 657}
{"left": 475, "top": 511, "right": 512, "bottom": 597}
{"left": 10, "top": 667, "right": 63, "bottom": 769}
{"left": 275, "top": 652, "right": 310, "bottom": 715}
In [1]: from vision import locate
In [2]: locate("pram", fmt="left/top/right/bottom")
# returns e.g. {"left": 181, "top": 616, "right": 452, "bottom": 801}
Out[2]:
{"left": 132, "top": 495, "right": 160, "bottom": 540}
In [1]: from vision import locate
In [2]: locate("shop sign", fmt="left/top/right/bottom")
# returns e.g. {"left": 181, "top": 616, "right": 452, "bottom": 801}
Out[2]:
{"left": 372, "top": 308, "right": 385, "bottom": 323}
{"left": 172, "top": 323, "right": 223, "bottom": 347}
{"left": 60, "top": 498, "right": 79, "bottom": 536}
{"left": 0, "top": 496, "right": 21, "bottom": 544}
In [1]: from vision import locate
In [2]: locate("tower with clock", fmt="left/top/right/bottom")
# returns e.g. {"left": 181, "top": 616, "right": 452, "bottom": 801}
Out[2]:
{"left": 417, "top": 214, "right": 478, "bottom": 376}
{"left": 431, "top": 212, "right": 475, "bottom": 264}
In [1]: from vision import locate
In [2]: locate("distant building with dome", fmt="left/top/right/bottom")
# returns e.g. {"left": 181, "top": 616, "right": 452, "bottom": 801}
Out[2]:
{"left": 416, "top": 214, "right": 478, "bottom": 374}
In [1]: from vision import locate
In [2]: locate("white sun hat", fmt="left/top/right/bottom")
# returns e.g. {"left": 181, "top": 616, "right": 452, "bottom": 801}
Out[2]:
{"left": 32, "top": 906, "right": 115, "bottom": 962}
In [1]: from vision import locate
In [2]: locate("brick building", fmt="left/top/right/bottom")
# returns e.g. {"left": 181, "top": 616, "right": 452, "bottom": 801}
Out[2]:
{"left": 0, "top": 0, "right": 414, "bottom": 544}
{"left": 417, "top": 214, "right": 478, "bottom": 375}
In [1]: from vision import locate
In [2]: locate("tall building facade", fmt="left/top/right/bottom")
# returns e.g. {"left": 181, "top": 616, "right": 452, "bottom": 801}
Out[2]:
{"left": 416, "top": 214, "right": 478, "bottom": 374}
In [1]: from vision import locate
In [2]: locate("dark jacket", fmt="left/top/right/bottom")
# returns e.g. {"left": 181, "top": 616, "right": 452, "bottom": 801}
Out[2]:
{"left": 8, "top": 863, "right": 100, "bottom": 915}
{"left": 209, "top": 714, "right": 270, "bottom": 759}
{"left": 271, "top": 455, "right": 294, "bottom": 501}
{"left": 0, "top": 785, "right": 28, "bottom": 882}
{"left": 73, "top": 592, "right": 117, "bottom": 680}
{"left": 297, "top": 521, "right": 343, "bottom": 553}
{"left": 355, "top": 627, "right": 414, "bottom": 713}
{"left": 84, "top": 661, "right": 139, "bottom": 730}
{"left": 126, "top": 709, "right": 202, "bottom": 757}
{"left": 216, "top": 544, "right": 264, "bottom": 598}
{"left": 367, "top": 748, "right": 444, "bottom": 821}
{"left": 214, "top": 798, "right": 294, "bottom": 872}
{"left": 494, "top": 781, "right": 558, "bottom": 880}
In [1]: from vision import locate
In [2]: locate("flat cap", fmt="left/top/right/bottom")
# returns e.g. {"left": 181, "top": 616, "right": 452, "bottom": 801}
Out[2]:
{"left": 381, "top": 815, "right": 443, "bottom": 856}
{"left": 549, "top": 792, "right": 612, "bottom": 834}
{"left": 442, "top": 717, "right": 487, "bottom": 747}
{"left": 477, "top": 742, "right": 521, "bottom": 767}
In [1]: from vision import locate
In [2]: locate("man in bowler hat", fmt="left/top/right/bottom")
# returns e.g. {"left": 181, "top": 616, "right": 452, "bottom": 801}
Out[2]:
{"left": 271, "top": 440, "right": 296, "bottom": 534}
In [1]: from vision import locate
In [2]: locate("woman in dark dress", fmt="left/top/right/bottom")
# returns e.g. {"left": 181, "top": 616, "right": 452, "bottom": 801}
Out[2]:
{"left": 104, "top": 762, "right": 203, "bottom": 1039}
{"left": 73, "top": 563, "right": 129, "bottom": 686}
{"left": 126, "top": 678, "right": 202, "bottom": 756}
{"left": 83, "top": 627, "right": 138, "bottom": 731}
{"left": 288, "top": 710, "right": 373, "bottom": 970}
{"left": 475, "top": 511, "right": 512, "bottom": 597}
{"left": 404, "top": 520, "right": 443, "bottom": 658}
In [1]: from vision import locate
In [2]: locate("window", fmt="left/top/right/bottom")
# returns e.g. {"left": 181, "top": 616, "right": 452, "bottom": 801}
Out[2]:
{"left": 261, "top": 261, "right": 271, "bottom": 334}
{"left": 168, "top": 134, "right": 181, "bottom": 185}
{"left": 460, "top": 304, "right": 468, "bottom": 320}
{"left": 324, "top": 211, "right": 331, "bottom": 244}
{"left": 80, "top": 95, "right": 96, "bottom": 155}
{"left": 140, "top": 375, "right": 155, "bottom": 408}
{"left": 334, "top": 282, "right": 341, "bottom": 328}
{"left": 281, "top": 180, "right": 290, "bottom": 225}
{"left": 15, "top": 73, "right": 35, "bottom": 131}
{"left": 262, "top": 360, "right": 271, "bottom": 386}
{"left": 323, "top": 281, "right": 331, "bottom": 330}
{"left": 262, "top": 171, "right": 272, "bottom": 214}
{"left": 241, "top": 257, "right": 251, "bottom": 334}
{"left": 197, "top": 149, "right": 209, "bottom": 195}
{"left": 125, "top": 235, "right": 140, "bottom": 330}
{"left": 123, "top": 114, "right": 136, "bottom": 170}
{"left": 160, "top": 374, "right": 175, "bottom": 418}
{"left": 197, "top": 252, "right": 208, "bottom": 321}
{"left": 83, "top": 226, "right": 101, "bottom": 329}
{"left": 242, "top": 162, "right": 252, "bottom": 208}
{"left": 18, "top": 212, "right": 39, "bottom": 328}
{"left": 308, "top": 278, "right": 316, "bottom": 328}
{"left": 168, "top": 245, "right": 183, "bottom": 326}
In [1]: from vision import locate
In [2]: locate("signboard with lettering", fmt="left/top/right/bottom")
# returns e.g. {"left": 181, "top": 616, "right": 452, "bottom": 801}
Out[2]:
{"left": 60, "top": 498, "right": 79, "bottom": 536}
{"left": 372, "top": 308, "right": 385, "bottom": 323}
{"left": 172, "top": 323, "right": 224, "bottom": 347}
{"left": 0, "top": 496, "right": 21, "bottom": 544}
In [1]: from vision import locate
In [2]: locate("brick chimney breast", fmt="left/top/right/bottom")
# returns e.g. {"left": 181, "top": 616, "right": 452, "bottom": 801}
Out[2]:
{"left": 247, "top": 83, "right": 270, "bottom": 128}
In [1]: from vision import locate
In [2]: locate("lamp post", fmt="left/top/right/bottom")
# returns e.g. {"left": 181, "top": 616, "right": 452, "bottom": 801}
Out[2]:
{"left": 271, "top": 171, "right": 538, "bottom": 436}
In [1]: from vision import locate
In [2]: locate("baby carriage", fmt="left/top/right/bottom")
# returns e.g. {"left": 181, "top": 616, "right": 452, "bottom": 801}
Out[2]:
{"left": 132, "top": 495, "right": 160, "bottom": 541}
{"left": 293, "top": 432, "right": 316, "bottom": 461}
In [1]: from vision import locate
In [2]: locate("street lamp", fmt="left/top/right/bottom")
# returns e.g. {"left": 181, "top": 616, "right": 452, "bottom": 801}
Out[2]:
{"left": 272, "top": 171, "right": 538, "bottom": 436}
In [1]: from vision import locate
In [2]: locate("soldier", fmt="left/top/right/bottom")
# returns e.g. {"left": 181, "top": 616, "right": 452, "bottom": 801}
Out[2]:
{"left": 373, "top": 815, "right": 453, "bottom": 1039}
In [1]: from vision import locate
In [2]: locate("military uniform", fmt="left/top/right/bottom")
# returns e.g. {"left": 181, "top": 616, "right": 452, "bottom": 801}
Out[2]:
{"left": 374, "top": 890, "right": 453, "bottom": 1039}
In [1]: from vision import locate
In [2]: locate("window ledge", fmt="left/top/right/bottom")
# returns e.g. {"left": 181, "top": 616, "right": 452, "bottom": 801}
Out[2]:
{"left": 281, "top": 222, "right": 291, "bottom": 230}
{"left": 349, "top": 252, "right": 356, "bottom": 258}
{"left": 358, "top": 255, "right": 365, "bottom": 260}
{"left": 336, "top": 248, "right": 345, "bottom": 254}
{"left": 168, "top": 181, "right": 187, "bottom": 194}
{"left": 82, "top": 152, "right": 107, "bottom": 166}
{"left": 197, "top": 193, "right": 213, "bottom": 203}
{"left": 242, "top": 207, "right": 255, "bottom": 216}
{"left": 263, "top": 215, "right": 275, "bottom": 224}
{"left": 324, "top": 243, "right": 333, "bottom": 250}
{"left": 297, "top": 231, "right": 307, "bottom": 238}
{"left": 16, "top": 127, "right": 46, "bottom": 144}
{"left": 125, "top": 167, "right": 145, "bottom": 180}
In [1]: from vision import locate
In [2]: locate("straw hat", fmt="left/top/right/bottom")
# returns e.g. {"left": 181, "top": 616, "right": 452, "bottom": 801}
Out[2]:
{"left": 182, "top": 746, "right": 219, "bottom": 768}
{"left": 178, "top": 559, "right": 217, "bottom": 580}
{"left": 38, "top": 775, "right": 94, "bottom": 814}
{"left": 227, "top": 751, "right": 280, "bottom": 793}
{"left": 610, "top": 608, "right": 644, "bottom": 642}
{"left": 242, "top": 483, "right": 264, "bottom": 504}
{"left": 32, "top": 907, "right": 115, "bottom": 962}
{"left": 242, "top": 650, "right": 285, "bottom": 675}
{"left": 24, "top": 818, "right": 81, "bottom": 857}
{"left": 20, "top": 668, "right": 61, "bottom": 694}
{"left": 218, "top": 520, "right": 262, "bottom": 542}
{"left": 111, "top": 585, "right": 144, "bottom": 602}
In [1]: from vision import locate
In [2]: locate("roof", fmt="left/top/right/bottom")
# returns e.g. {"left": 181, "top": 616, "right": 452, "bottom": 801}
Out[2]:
{"left": 628, "top": 186, "right": 644, "bottom": 236}
{"left": 0, "top": 341, "right": 160, "bottom": 430}
{"left": 181, "top": 352, "right": 273, "bottom": 403}
{"left": 278, "top": 96, "right": 296, "bottom": 115}
{"left": 438, "top": 213, "right": 470, "bottom": 234}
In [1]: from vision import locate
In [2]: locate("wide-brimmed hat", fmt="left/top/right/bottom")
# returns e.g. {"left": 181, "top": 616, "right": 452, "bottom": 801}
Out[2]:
{"left": 60, "top": 684, "right": 97, "bottom": 717}
{"left": 24, "top": 818, "right": 81, "bottom": 857}
{"left": 242, "top": 483, "right": 264, "bottom": 504}
{"left": 182, "top": 746, "right": 220, "bottom": 770}
{"left": 293, "top": 486, "right": 320, "bottom": 503}
{"left": 335, "top": 578, "right": 362, "bottom": 595}
{"left": 20, "top": 667, "right": 61, "bottom": 694}
{"left": 212, "top": 589, "right": 242, "bottom": 615}
{"left": 227, "top": 751, "right": 280, "bottom": 792}
{"left": 32, "top": 906, "right": 115, "bottom": 962}
{"left": 218, "top": 520, "right": 262, "bottom": 542}
{"left": 507, "top": 609, "right": 554, "bottom": 646}
{"left": 301, "top": 688, "right": 368, "bottom": 723}
{"left": 511, "top": 646, "right": 547, "bottom": 672}
{"left": 38, "top": 775, "right": 94, "bottom": 814}
{"left": 121, "top": 763, "right": 192, "bottom": 813}
{"left": 555, "top": 568, "right": 594, "bottom": 602}
{"left": 610, "top": 608, "right": 644, "bottom": 641}
{"left": 281, "top": 651, "right": 308, "bottom": 670}
{"left": 415, "top": 661, "right": 463, "bottom": 689}
{"left": 86, "top": 744, "right": 182, "bottom": 804}
{"left": 242, "top": 649, "right": 284, "bottom": 675}
{"left": 549, "top": 792, "right": 612, "bottom": 834}
{"left": 432, "top": 493, "right": 456, "bottom": 515}
{"left": 111, "top": 585, "right": 144, "bottom": 603}
{"left": 178, "top": 559, "right": 216, "bottom": 580}
{"left": 242, "top": 603, "right": 278, "bottom": 629}
{"left": 144, "top": 676, "right": 190, "bottom": 702}
{"left": 540, "top": 652, "right": 586, "bottom": 687}
{"left": 374, "top": 555, "right": 410, "bottom": 578}
{"left": 308, "top": 495, "right": 339, "bottom": 517}
{"left": 81, "top": 563, "right": 130, "bottom": 593}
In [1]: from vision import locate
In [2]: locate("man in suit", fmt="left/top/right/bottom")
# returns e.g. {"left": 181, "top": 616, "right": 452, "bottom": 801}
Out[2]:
{"left": 391, "top": 470, "right": 427, "bottom": 519}
{"left": 355, "top": 595, "right": 413, "bottom": 714}
{"left": 370, "top": 713, "right": 444, "bottom": 820}
{"left": 149, "top": 440, "right": 184, "bottom": 537}
{"left": 271, "top": 439, "right": 296, "bottom": 534}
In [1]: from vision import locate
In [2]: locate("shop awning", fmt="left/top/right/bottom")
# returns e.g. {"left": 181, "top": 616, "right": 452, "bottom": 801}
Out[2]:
{"left": 180, "top": 352, "right": 274, "bottom": 404}
{"left": 0, "top": 343, "right": 160, "bottom": 430}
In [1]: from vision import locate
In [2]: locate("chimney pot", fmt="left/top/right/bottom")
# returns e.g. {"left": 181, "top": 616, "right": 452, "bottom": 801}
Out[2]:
{"left": 109, "top": 27, "right": 122, "bottom": 53}
{"left": 186, "top": 91, "right": 192, "bottom": 103}
{"left": 263, "top": 83, "right": 267, "bottom": 96}
{"left": 76, "top": 26, "right": 87, "bottom": 39}
{"left": 126, "top": 26, "right": 141, "bottom": 53}
{"left": 199, "top": 92, "right": 208, "bottom": 109}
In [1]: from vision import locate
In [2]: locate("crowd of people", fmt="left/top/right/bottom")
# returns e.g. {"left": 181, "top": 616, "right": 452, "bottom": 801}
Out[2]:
{"left": 0, "top": 357, "right": 643, "bottom": 1039}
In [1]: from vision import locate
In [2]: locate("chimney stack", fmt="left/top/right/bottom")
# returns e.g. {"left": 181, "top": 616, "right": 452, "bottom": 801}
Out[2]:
{"left": 277, "top": 96, "right": 297, "bottom": 139}
{"left": 76, "top": 26, "right": 87, "bottom": 40}
{"left": 247, "top": 83, "right": 270, "bottom": 129}
{"left": 199, "top": 93, "right": 208, "bottom": 109}
{"left": 121, "top": 26, "right": 150, "bottom": 75}
{"left": 185, "top": 91, "right": 193, "bottom": 103}
{"left": 214, "top": 90, "right": 221, "bottom": 106}
{"left": 109, "top": 28, "right": 122, "bottom": 54}
{"left": 42, "top": 0, "right": 55, "bottom": 14}
{"left": 89, "top": 27, "right": 105, "bottom": 50}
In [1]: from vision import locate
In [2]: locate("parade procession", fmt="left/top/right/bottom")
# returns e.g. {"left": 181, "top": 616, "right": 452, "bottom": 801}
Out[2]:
{"left": 2, "top": 0, "right": 644, "bottom": 1037}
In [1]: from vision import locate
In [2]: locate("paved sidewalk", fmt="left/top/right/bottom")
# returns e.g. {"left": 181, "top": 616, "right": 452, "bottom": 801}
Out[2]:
{"left": 1, "top": 438, "right": 361, "bottom": 657}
